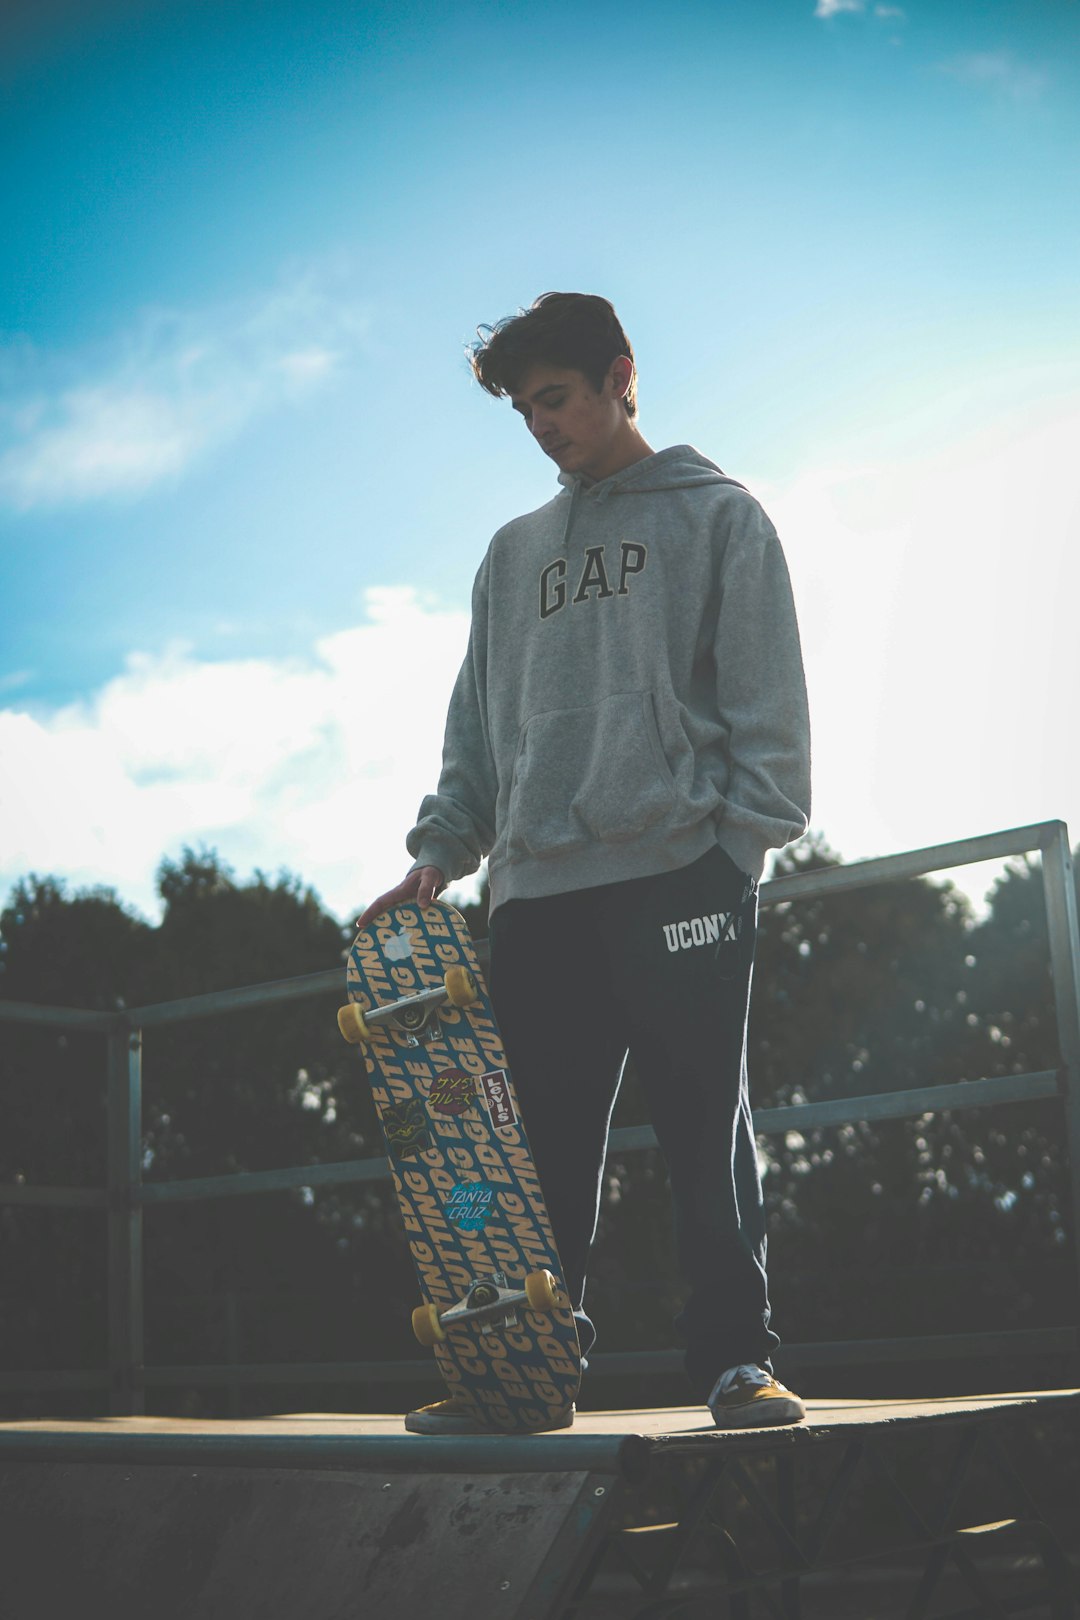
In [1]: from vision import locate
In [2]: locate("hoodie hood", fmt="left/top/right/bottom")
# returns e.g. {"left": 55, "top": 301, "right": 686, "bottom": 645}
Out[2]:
{"left": 553, "top": 444, "right": 749, "bottom": 556}
{"left": 558, "top": 444, "right": 746, "bottom": 501}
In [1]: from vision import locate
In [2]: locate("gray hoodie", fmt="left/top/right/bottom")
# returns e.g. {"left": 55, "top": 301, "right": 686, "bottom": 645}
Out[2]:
{"left": 407, "top": 445, "right": 810, "bottom": 913}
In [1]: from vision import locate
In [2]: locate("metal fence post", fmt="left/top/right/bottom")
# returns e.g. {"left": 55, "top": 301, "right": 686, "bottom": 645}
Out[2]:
{"left": 106, "top": 1023, "right": 144, "bottom": 1416}
{"left": 1040, "top": 822, "right": 1080, "bottom": 1327}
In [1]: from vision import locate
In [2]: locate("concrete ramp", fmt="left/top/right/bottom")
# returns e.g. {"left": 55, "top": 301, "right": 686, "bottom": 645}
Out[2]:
{"left": 1, "top": 1455, "right": 613, "bottom": 1619}
{"left": 0, "top": 1399, "right": 1076, "bottom": 1618}
{"left": 0, "top": 1416, "right": 634, "bottom": 1620}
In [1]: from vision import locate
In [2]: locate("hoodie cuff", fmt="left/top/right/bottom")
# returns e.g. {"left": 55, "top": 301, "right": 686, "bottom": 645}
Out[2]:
{"left": 407, "top": 838, "right": 464, "bottom": 886}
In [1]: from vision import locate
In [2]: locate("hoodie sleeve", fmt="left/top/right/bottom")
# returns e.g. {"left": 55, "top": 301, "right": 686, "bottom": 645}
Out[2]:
{"left": 405, "top": 557, "right": 499, "bottom": 882}
{"left": 711, "top": 498, "right": 811, "bottom": 876}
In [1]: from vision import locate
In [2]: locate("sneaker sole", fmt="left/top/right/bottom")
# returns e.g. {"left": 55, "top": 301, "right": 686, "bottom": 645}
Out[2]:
{"left": 404, "top": 1407, "right": 575, "bottom": 1436}
{"left": 404, "top": 1411, "right": 490, "bottom": 1435}
{"left": 711, "top": 1397, "right": 806, "bottom": 1429}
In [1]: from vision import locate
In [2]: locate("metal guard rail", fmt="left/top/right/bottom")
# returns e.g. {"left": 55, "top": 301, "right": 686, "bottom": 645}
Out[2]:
{"left": 2, "top": 819, "right": 1079, "bottom": 1411}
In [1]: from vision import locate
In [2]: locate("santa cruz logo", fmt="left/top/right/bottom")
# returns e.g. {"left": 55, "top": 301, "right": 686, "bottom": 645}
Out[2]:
{"left": 662, "top": 911, "right": 739, "bottom": 953}
{"left": 446, "top": 1182, "right": 495, "bottom": 1233}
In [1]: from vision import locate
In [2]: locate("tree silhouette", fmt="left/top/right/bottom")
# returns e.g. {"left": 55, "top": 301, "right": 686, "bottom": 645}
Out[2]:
{"left": 2, "top": 837, "right": 1077, "bottom": 1415}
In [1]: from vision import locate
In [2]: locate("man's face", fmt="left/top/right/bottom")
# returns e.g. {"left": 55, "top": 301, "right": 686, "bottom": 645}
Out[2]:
{"left": 509, "top": 361, "right": 630, "bottom": 482}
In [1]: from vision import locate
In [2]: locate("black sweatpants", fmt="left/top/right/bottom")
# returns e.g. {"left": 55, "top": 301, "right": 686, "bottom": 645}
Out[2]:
{"left": 488, "top": 842, "right": 779, "bottom": 1401}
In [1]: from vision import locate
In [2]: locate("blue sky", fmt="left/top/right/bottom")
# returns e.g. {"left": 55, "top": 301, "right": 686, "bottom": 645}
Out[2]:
{"left": 1, "top": 0, "right": 1078, "bottom": 921}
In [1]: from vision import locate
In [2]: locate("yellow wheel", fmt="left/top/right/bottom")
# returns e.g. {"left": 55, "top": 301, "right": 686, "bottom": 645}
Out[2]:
{"left": 525, "top": 1269, "right": 560, "bottom": 1311}
{"left": 444, "top": 965, "right": 479, "bottom": 1008}
{"left": 412, "top": 1303, "right": 446, "bottom": 1346}
{"left": 337, "top": 1002, "right": 372, "bottom": 1045}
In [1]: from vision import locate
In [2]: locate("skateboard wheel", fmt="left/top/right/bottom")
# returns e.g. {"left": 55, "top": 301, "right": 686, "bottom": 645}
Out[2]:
{"left": 524, "top": 1270, "right": 560, "bottom": 1311}
{"left": 337, "top": 1003, "right": 372, "bottom": 1044}
{"left": 412, "top": 1303, "right": 447, "bottom": 1347}
{"left": 444, "top": 966, "right": 479, "bottom": 1008}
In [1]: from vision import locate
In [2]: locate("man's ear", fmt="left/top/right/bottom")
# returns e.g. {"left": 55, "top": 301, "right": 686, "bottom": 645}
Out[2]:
{"left": 608, "top": 355, "right": 634, "bottom": 400}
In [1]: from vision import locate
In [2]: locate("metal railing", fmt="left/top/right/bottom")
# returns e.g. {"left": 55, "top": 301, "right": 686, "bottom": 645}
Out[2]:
{"left": 2, "top": 820, "right": 1079, "bottom": 1414}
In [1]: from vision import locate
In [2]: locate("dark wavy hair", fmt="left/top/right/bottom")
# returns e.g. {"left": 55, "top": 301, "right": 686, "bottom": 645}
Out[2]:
{"left": 469, "top": 292, "right": 637, "bottom": 418}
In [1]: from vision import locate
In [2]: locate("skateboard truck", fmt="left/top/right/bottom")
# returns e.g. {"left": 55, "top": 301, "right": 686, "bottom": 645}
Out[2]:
{"left": 412, "top": 1268, "right": 563, "bottom": 1346}
{"left": 337, "top": 966, "right": 478, "bottom": 1048}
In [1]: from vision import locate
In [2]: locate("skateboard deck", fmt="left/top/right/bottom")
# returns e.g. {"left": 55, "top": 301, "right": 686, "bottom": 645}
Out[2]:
{"left": 338, "top": 900, "right": 581, "bottom": 1433}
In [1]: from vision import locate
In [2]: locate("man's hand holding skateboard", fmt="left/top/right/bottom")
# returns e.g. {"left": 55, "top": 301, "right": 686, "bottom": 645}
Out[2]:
{"left": 356, "top": 865, "right": 445, "bottom": 930}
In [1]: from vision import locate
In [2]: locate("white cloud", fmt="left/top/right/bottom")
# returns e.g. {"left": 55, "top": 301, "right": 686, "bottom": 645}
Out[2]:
{"left": 814, "top": 1, "right": 906, "bottom": 22}
{"left": 276, "top": 348, "right": 340, "bottom": 383}
{"left": 814, "top": 0, "right": 863, "bottom": 18}
{"left": 0, "top": 273, "right": 368, "bottom": 509}
{"left": 4, "top": 393, "right": 1078, "bottom": 924}
{"left": 760, "top": 390, "right": 1080, "bottom": 886}
{"left": 0, "top": 587, "right": 470, "bottom": 922}
{"left": 937, "top": 51, "right": 1049, "bottom": 102}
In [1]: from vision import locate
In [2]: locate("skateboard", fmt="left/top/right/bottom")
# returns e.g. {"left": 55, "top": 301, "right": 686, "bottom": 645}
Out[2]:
{"left": 337, "top": 900, "right": 581, "bottom": 1433}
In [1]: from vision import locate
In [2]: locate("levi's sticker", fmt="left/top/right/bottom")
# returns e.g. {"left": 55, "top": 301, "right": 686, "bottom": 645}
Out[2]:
{"left": 426, "top": 1068, "right": 477, "bottom": 1117}
{"left": 446, "top": 1182, "right": 494, "bottom": 1232}
{"left": 479, "top": 1069, "right": 517, "bottom": 1131}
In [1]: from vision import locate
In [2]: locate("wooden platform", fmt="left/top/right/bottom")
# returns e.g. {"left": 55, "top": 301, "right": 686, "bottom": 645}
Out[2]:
{"left": 4, "top": 1390, "right": 1074, "bottom": 1437}
{"left": 1, "top": 1394, "right": 1076, "bottom": 1618}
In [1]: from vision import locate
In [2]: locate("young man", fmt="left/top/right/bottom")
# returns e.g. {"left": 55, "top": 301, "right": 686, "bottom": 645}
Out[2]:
{"left": 359, "top": 293, "right": 811, "bottom": 1434}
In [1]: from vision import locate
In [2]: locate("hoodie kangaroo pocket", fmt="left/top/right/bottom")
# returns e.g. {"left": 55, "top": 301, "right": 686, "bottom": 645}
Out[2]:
{"left": 508, "top": 691, "right": 677, "bottom": 857}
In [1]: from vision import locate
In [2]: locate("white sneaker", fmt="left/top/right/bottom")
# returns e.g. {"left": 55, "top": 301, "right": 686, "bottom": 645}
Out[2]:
{"left": 707, "top": 1364, "right": 806, "bottom": 1428}
{"left": 404, "top": 1397, "right": 575, "bottom": 1435}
